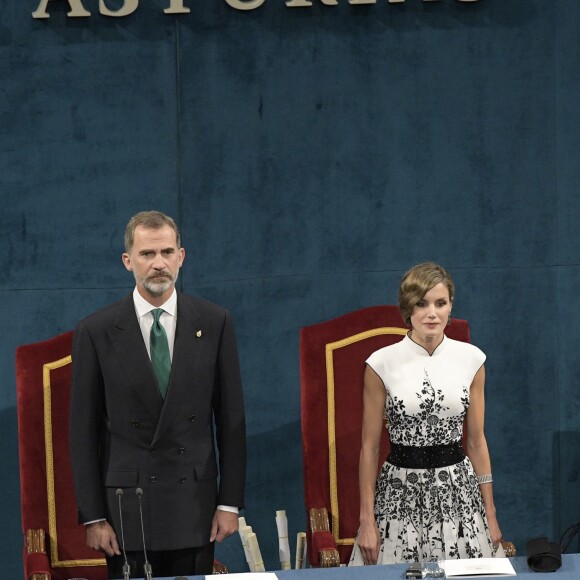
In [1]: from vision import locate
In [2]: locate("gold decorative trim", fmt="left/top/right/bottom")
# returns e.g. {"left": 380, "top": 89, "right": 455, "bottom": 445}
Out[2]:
{"left": 43, "top": 356, "right": 106, "bottom": 568}
{"left": 325, "top": 327, "right": 407, "bottom": 545}
{"left": 319, "top": 548, "right": 341, "bottom": 567}
{"left": 309, "top": 507, "right": 331, "bottom": 533}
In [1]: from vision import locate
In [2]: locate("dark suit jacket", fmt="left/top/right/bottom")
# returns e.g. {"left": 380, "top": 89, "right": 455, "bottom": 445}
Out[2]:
{"left": 69, "top": 291, "right": 246, "bottom": 551}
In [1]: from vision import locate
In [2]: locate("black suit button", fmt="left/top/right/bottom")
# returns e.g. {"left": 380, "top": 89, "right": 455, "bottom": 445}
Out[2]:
{"left": 179, "top": 476, "right": 187, "bottom": 484}
{"left": 149, "top": 475, "right": 158, "bottom": 483}
{"left": 150, "top": 447, "right": 156, "bottom": 453}
{"left": 188, "top": 414, "right": 196, "bottom": 422}
{"left": 178, "top": 447, "right": 186, "bottom": 454}
{"left": 131, "top": 419, "right": 139, "bottom": 428}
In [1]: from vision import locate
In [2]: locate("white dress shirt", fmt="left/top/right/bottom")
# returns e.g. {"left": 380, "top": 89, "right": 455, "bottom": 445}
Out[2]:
{"left": 133, "top": 287, "right": 178, "bottom": 360}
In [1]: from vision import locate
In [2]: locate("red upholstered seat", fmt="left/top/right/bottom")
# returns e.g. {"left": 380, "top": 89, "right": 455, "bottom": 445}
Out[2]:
{"left": 16, "top": 331, "right": 107, "bottom": 580}
{"left": 16, "top": 331, "right": 229, "bottom": 579}
{"left": 300, "top": 306, "right": 470, "bottom": 567}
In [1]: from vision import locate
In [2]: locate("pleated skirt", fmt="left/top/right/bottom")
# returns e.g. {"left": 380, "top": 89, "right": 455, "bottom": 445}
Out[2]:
{"left": 349, "top": 457, "right": 493, "bottom": 565}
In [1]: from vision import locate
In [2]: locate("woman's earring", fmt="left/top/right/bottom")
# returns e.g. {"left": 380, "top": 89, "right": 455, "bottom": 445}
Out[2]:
{"left": 447, "top": 314, "right": 452, "bottom": 326}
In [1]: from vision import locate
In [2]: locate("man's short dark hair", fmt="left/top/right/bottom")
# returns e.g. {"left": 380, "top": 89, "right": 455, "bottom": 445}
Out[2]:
{"left": 124, "top": 211, "right": 181, "bottom": 253}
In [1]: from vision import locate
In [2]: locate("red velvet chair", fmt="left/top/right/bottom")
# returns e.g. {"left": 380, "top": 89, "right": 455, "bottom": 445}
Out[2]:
{"left": 16, "top": 331, "right": 107, "bottom": 580}
{"left": 300, "top": 305, "right": 472, "bottom": 567}
{"left": 16, "top": 331, "right": 229, "bottom": 579}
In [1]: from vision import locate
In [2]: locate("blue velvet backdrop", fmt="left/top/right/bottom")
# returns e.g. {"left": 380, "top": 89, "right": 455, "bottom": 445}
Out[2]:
{"left": 2, "top": 0, "right": 579, "bottom": 576}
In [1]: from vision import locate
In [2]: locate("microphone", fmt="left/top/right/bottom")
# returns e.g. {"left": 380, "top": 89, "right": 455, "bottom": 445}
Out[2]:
{"left": 115, "top": 489, "right": 131, "bottom": 580}
{"left": 135, "top": 488, "right": 153, "bottom": 580}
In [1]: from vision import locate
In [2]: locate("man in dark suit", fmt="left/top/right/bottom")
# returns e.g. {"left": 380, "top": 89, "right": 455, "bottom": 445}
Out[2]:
{"left": 70, "top": 211, "right": 246, "bottom": 578}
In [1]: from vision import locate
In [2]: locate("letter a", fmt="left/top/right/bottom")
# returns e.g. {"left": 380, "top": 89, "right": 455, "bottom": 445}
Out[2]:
{"left": 32, "top": 0, "right": 91, "bottom": 19}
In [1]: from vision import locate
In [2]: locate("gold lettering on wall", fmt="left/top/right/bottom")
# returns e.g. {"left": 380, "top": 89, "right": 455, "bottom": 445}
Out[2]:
{"left": 285, "top": 0, "right": 339, "bottom": 6}
{"left": 31, "top": 0, "right": 481, "bottom": 18}
{"left": 164, "top": 0, "right": 191, "bottom": 13}
{"left": 224, "top": 0, "right": 266, "bottom": 10}
{"left": 32, "top": 0, "right": 91, "bottom": 19}
{"left": 99, "top": 0, "right": 138, "bottom": 17}
{"left": 285, "top": 0, "right": 313, "bottom": 6}
{"left": 348, "top": 0, "right": 377, "bottom": 5}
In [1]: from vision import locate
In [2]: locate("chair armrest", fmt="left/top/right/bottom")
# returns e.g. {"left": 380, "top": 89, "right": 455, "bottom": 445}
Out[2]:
{"left": 25, "top": 529, "right": 50, "bottom": 580}
{"left": 500, "top": 540, "right": 516, "bottom": 557}
{"left": 309, "top": 508, "right": 340, "bottom": 567}
{"left": 212, "top": 559, "right": 228, "bottom": 574}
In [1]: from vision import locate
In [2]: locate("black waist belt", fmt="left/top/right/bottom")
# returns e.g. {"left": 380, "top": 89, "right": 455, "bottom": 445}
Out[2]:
{"left": 388, "top": 442, "right": 465, "bottom": 469}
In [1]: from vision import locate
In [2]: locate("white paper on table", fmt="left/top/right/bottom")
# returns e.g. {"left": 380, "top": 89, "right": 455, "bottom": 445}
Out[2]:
{"left": 275, "top": 510, "right": 291, "bottom": 570}
{"left": 205, "top": 573, "right": 278, "bottom": 579}
{"left": 442, "top": 557, "right": 516, "bottom": 577}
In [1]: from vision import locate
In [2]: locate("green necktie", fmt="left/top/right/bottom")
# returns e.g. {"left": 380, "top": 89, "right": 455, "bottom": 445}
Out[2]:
{"left": 150, "top": 308, "right": 171, "bottom": 398}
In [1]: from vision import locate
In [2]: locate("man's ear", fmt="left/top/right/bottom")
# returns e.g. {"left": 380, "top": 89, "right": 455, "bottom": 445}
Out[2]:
{"left": 122, "top": 253, "right": 132, "bottom": 272}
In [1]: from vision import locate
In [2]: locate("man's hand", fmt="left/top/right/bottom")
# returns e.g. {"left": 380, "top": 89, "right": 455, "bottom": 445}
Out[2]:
{"left": 86, "top": 521, "right": 121, "bottom": 557}
{"left": 210, "top": 510, "right": 239, "bottom": 543}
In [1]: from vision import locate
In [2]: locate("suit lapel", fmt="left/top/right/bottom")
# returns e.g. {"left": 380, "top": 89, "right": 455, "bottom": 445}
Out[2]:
{"left": 108, "top": 294, "right": 164, "bottom": 422}
{"left": 152, "top": 293, "right": 204, "bottom": 445}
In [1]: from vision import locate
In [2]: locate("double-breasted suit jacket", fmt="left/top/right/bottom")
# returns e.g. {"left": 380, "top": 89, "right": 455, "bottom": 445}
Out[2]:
{"left": 69, "top": 291, "right": 246, "bottom": 551}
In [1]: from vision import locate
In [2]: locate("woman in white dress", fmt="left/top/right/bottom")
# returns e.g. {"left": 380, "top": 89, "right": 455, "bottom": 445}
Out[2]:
{"left": 350, "top": 263, "right": 502, "bottom": 566}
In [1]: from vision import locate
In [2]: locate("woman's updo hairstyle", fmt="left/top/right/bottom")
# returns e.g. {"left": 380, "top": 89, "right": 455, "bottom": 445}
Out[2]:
{"left": 398, "top": 262, "right": 455, "bottom": 326}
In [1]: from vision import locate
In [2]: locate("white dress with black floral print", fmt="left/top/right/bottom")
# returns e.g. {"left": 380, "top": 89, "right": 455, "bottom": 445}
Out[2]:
{"left": 349, "top": 334, "right": 494, "bottom": 565}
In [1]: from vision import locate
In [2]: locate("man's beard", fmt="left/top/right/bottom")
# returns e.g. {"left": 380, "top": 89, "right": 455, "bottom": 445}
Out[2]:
{"left": 136, "top": 270, "right": 178, "bottom": 297}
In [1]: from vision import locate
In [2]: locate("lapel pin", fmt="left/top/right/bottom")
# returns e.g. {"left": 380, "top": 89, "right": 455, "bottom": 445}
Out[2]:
{"left": 196, "top": 330, "right": 203, "bottom": 338}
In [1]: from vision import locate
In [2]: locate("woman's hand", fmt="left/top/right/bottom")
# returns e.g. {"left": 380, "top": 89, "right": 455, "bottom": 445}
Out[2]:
{"left": 357, "top": 520, "right": 380, "bottom": 565}
{"left": 487, "top": 513, "right": 503, "bottom": 548}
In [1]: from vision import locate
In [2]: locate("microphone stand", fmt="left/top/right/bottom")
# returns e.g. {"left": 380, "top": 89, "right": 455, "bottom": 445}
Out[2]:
{"left": 115, "top": 489, "right": 131, "bottom": 580}
{"left": 136, "top": 488, "right": 153, "bottom": 580}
